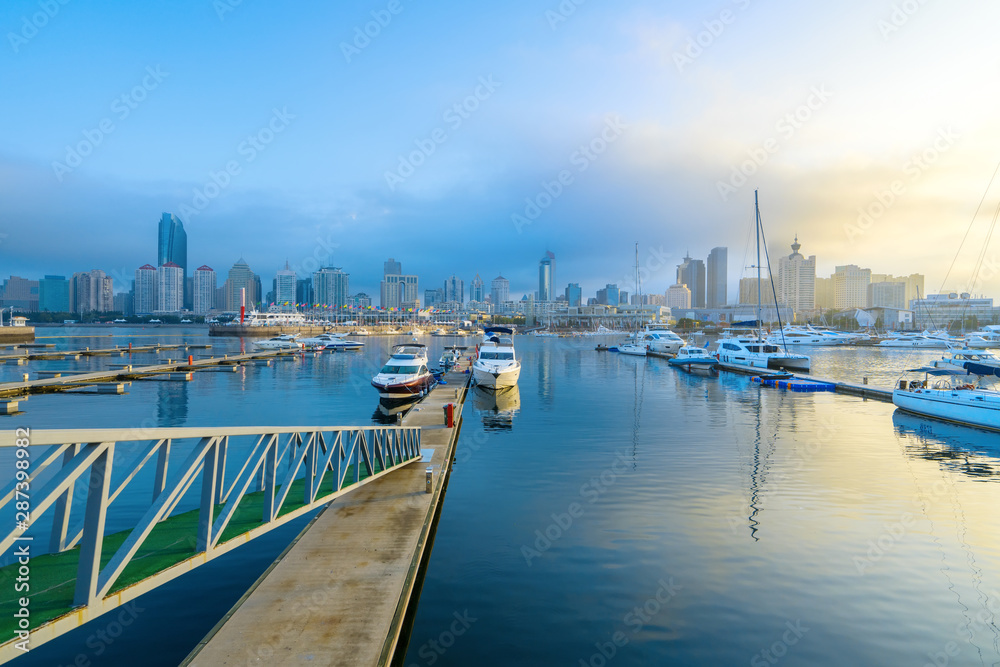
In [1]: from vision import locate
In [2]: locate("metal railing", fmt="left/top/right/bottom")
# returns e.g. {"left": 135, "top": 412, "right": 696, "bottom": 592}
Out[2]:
{"left": 0, "top": 425, "right": 421, "bottom": 656}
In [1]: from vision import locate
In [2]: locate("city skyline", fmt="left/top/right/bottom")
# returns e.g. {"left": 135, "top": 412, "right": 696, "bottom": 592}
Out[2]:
{"left": 2, "top": 1, "right": 999, "bottom": 305}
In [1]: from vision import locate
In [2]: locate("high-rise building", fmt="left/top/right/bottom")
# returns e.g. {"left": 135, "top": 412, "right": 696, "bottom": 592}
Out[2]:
{"left": 565, "top": 283, "right": 582, "bottom": 307}
{"left": 538, "top": 251, "right": 555, "bottom": 302}
{"left": 677, "top": 253, "right": 706, "bottom": 308}
{"left": 193, "top": 266, "right": 216, "bottom": 314}
{"left": 596, "top": 284, "right": 620, "bottom": 306}
{"left": 70, "top": 270, "right": 112, "bottom": 313}
{"left": 380, "top": 258, "right": 417, "bottom": 309}
{"left": 158, "top": 213, "right": 188, "bottom": 307}
{"left": 666, "top": 284, "right": 691, "bottom": 310}
{"left": 814, "top": 276, "right": 834, "bottom": 309}
{"left": 313, "top": 267, "right": 350, "bottom": 308}
{"left": 424, "top": 288, "right": 444, "bottom": 307}
{"left": 777, "top": 237, "right": 816, "bottom": 313}
{"left": 384, "top": 258, "right": 402, "bottom": 277}
{"left": 833, "top": 265, "right": 871, "bottom": 309}
{"left": 867, "top": 281, "right": 906, "bottom": 310}
{"left": 470, "top": 274, "right": 485, "bottom": 302}
{"left": 296, "top": 278, "right": 313, "bottom": 305}
{"left": 274, "top": 262, "right": 297, "bottom": 308}
{"left": 134, "top": 265, "right": 158, "bottom": 314}
{"left": 38, "top": 275, "right": 69, "bottom": 312}
{"left": 490, "top": 275, "right": 510, "bottom": 305}
{"left": 224, "top": 258, "right": 260, "bottom": 311}
{"left": 157, "top": 262, "right": 184, "bottom": 312}
{"left": 1, "top": 277, "right": 39, "bottom": 312}
{"left": 351, "top": 292, "right": 372, "bottom": 308}
{"left": 443, "top": 275, "right": 464, "bottom": 304}
{"left": 707, "top": 247, "right": 728, "bottom": 308}
{"left": 738, "top": 277, "right": 776, "bottom": 305}
{"left": 113, "top": 291, "right": 133, "bottom": 316}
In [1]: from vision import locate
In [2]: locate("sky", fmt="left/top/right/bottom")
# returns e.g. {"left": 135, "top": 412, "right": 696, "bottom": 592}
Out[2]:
{"left": 2, "top": 0, "right": 1000, "bottom": 303}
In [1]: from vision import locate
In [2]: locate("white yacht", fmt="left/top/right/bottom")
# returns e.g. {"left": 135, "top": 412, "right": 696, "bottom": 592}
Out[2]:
{"left": 668, "top": 345, "right": 718, "bottom": 370}
{"left": 298, "top": 332, "right": 344, "bottom": 347}
{"left": 371, "top": 344, "right": 435, "bottom": 399}
{"left": 893, "top": 366, "right": 1000, "bottom": 431}
{"left": 713, "top": 334, "right": 811, "bottom": 371}
{"left": 766, "top": 325, "right": 856, "bottom": 346}
{"left": 878, "top": 333, "right": 950, "bottom": 348}
{"left": 253, "top": 334, "right": 303, "bottom": 350}
{"left": 963, "top": 326, "right": 1000, "bottom": 349}
{"left": 473, "top": 328, "right": 521, "bottom": 388}
{"left": 352, "top": 328, "right": 371, "bottom": 336}
{"left": 931, "top": 349, "right": 1000, "bottom": 375}
{"left": 637, "top": 327, "right": 686, "bottom": 354}
{"left": 439, "top": 346, "right": 466, "bottom": 369}
{"left": 617, "top": 340, "right": 648, "bottom": 356}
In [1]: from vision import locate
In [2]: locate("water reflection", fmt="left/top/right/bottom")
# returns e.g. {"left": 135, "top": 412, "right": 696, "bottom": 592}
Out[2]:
{"left": 893, "top": 410, "right": 1000, "bottom": 480}
{"left": 156, "top": 379, "right": 189, "bottom": 426}
{"left": 472, "top": 385, "right": 521, "bottom": 431}
{"left": 372, "top": 397, "right": 419, "bottom": 424}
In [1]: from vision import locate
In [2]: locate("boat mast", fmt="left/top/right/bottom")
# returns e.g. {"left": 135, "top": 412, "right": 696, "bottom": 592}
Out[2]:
{"left": 755, "top": 190, "right": 762, "bottom": 332}
{"left": 635, "top": 241, "right": 640, "bottom": 332}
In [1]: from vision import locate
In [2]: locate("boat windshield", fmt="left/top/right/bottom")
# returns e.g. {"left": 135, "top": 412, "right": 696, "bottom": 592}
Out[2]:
{"left": 380, "top": 365, "right": 414, "bottom": 374}
{"left": 480, "top": 352, "right": 514, "bottom": 360}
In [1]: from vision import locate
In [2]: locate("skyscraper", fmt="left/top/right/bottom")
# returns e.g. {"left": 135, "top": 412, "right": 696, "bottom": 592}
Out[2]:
{"left": 596, "top": 284, "right": 620, "bottom": 306}
{"left": 469, "top": 274, "right": 485, "bottom": 302}
{"left": 565, "top": 283, "right": 582, "bottom": 307}
{"left": 158, "top": 213, "right": 188, "bottom": 307}
{"left": 443, "top": 275, "right": 464, "bottom": 303}
{"left": 224, "top": 258, "right": 260, "bottom": 311}
{"left": 490, "top": 275, "right": 510, "bottom": 305}
{"left": 274, "top": 262, "right": 297, "bottom": 307}
{"left": 384, "top": 258, "right": 401, "bottom": 277}
{"left": 158, "top": 262, "right": 184, "bottom": 312}
{"left": 538, "top": 251, "right": 555, "bottom": 302}
{"left": 707, "top": 247, "right": 728, "bottom": 308}
{"left": 666, "top": 284, "right": 691, "bottom": 309}
{"left": 676, "top": 253, "right": 706, "bottom": 308}
{"left": 313, "top": 267, "right": 350, "bottom": 308}
{"left": 38, "top": 275, "right": 69, "bottom": 312}
{"left": 832, "top": 265, "right": 871, "bottom": 309}
{"left": 193, "top": 266, "right": 216, "bottom": 314}
{"left": 777, "top": 237, "right": 816, "bottom": 313}
{"left": 134, "top": 265, "right": 158, "bottom": 314}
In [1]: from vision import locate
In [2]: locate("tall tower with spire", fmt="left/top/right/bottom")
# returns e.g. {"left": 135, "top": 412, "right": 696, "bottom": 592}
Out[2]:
{"left": 777, "top": 235, "right": 816, "bottom": 314}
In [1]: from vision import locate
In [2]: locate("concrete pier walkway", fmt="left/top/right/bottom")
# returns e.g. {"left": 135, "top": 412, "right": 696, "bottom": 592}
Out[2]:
{"left": 184, "top": 361, "right": 472, "bottom": 666}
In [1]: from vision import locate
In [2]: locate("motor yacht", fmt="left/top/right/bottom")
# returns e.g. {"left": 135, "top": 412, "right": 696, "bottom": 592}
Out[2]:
{"left": 877, "top": 333, "right": 950, "bottom": 348}
{"left": 637, "top": 327, "right": 685, "bottom": 354}
{"left": 713, "top": 334, "right": 811, "bottom": 371}
{"left": 252, "top": 334, "right": 303, "bottom": 350}
{"left": 472, "top": 327, "right": 521, "bottom": 388}
{"left": 668, "top": 345, "right": 719, "bottom": 370}
{"left": 371, "top": 344, "right": 435, "bottom": 399}
{"left": 931, "top": 349, "right": 1000, "bottom": 375}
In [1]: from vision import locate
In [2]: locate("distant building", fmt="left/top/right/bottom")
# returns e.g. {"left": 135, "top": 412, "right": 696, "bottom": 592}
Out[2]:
{"left": 707, "top": 247, "right": 728, "bottom": 308}
{"left": 113, "top": 291, "right": 133, "bottom": 316}
{"left": 38, "top": 275, "right": 69, "bottom": 312}
{"left": 134, "top": 265, "right": 158, "bottom": 315}
{"left": 381, "top": 274, "right": 418, "bottom": 309}
{"left": 677, "top": 253, "right": 706, "bottom": 308}
{"left": 619, "top": 291, "right": 629, "bottom": 305}
{"left": 538, "top": 251, "right": 555, "bottom": 302}
{"left": 350, "top": 292, "right": 372, "bottom": 308}
{"left": 313, "top": 267, "right": 350, "bottom": 308}
{"left": 424, "top": 288, "right": 444, "bottom": 307}
{"left": 565, "top": 283, "right": 582, "bottom": 307}
{"left": 777, "top": 236, "right": 816, "bottom": 313}
{"left": 911, "top": 293, "right": 999, "bottom": 329}
{"left": 296, "top": 278, "right": 313, "bottom": 305}
{"left": 666, "top": 284, "right": 691, "bottom": 310}
{"left": 738, "top": 277, "right": 776, "bottom": 306}
{"left": 1, "top": 276, "right": 39, "bottom": 312}
{"left": 470, "top": 274, "right": 485, "bottom": 302}
{"left": 71, "top": 270, "right": 112, "bottom": 313}
{"left": 193, "top": 266, "right": 216, "bottom": 314}
{"left": 224, "top": 258, "right": 261, "bottom": 311}
{"left": 870, "top": 273, "right": 925, "bottom": 306}
{"left": 596, "top": 284, "right": 620, "bottom": 306}
{"left": 157, "top": 262, "right": 184, "bottom": 312}
{"left": 274, "top": 262, "right": 297, "bottom": 308}
{"left": 443, "top": 275, "right": 464, "bottom": 304}
{"left": 158, "top": 213, "right": 189, "bottom": 308}
{"left": 867, "top": 280, "right": 906, "bottom": 310}
{"left": 490, "top": 275, "right": 510, "bottom": 305}
{"left": 384, "top": 258, "right": 401, "bottom": 277}
{"left": 814, "top": 276, "right": 834, "bottom": 309}
{"left": 833, "top": 265, "right": 871, "bottom": 309}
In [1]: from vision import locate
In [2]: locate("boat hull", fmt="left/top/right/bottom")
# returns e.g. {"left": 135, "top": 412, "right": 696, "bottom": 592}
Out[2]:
{"left": 371, "top": 374, "right": 435, "bottom": 399}
{"left": 472, "top": 364, "right": 520, "bottom": 389}
{"left": 668, "top": 357, "right": 718, "bottom": 369}
{"left": 892, "top": 389, "right": 1000, "bottom": 432}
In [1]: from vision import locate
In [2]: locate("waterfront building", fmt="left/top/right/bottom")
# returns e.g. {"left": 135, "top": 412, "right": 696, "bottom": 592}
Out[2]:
{"left": 707, "top": 247, "right": 728, "bottom": 308}
{"left": 274, "top": 262, "right": 297, "bottom": 308}
{"left": 223, "top": 258, "right": 261, "bottom": 311}
{"left": 113, "top": 291, "right": 133, "bottom": 316}
{"left": 313, "top": 267, "right": 350, "bottom": 308}
{"left": 814, "top": 276, "right": 834, "bottom": 309}
{"left": 443, "top": 275, "right": 464, "bottom": 304}
{"left": 470, "top": 274, "right": 485, "bottom": 302}
{"left": 193, "top": 266, "right": 216, "bottom": 314}
{"left": 777, "top": 237, "right": 816, "bottom": 313}
{"left": 833, "top": 265, "right": 871, "bottom": 309}
{"left": 911, "top": 293, "right": 1000, "bottom": 329}
{"left": 490, "top": 275, "right": 510, "bottom": 305}
{"left": 867, "top": 280, "right": 906, "bottom": 310}
{"left": 134, "top": 265, "right": 158, "bottom": 315}
{"left": 677, "top": 253, "right": 706, "bottom": 308}
{"left": 666, "top": 283, "right": 691, "bottom": 310}
{"left": 71, "top": 270, "right": 113, "bottom": 313}
{"left": 38, "top": 275, "right": 69, "bottom": 312}
{"left": 565, "top": 283, "right": 582, "bottom": 307}
{"left": 381, "top": 274, "right": 418, "bottom": 309}
{"left": 738, "top": 277, "right": 775, "bottom": 305}
{"left": 1, "top": 276, "right": 39, "bottom": 312}
{"left": 157, "top": 262, "right": 184, "bottom": 313}
{"left": 538, "top": 251, "right": 555, "bottom": 302}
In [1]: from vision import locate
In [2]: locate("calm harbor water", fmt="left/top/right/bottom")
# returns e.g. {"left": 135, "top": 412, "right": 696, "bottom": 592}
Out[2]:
{"left": 7, "top": 326, "right": 1000, "bottom": 666}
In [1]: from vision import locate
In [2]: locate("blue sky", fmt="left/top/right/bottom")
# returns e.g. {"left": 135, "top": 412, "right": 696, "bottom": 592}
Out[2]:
{"left": 2, "top": 0, "right": 1000, "bottom": 301}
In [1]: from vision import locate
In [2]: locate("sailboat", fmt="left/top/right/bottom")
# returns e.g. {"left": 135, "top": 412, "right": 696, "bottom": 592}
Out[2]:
{"left": 713, "top": 191, "right": 810, "bottom": 372}
{"left": 618, "top": 243, "right": 648, "bottom": 356}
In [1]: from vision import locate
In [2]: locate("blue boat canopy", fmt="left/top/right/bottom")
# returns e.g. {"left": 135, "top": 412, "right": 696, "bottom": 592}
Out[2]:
{"left": 964, "top": 362, "right": 1000, "bottom": 379}
{"left": 485, "top": 327, "right": 514, "bottom": 335}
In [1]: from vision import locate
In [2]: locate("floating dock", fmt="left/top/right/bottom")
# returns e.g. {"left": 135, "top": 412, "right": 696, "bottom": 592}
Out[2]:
{"left": 183, "top": 361, "right": 473, "bottom": 666}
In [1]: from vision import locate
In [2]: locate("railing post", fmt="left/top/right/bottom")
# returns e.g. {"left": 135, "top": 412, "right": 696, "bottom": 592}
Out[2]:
{"left": 49, "top": 443, "right": 81, "bottom": 553}
{"left": 197, "top": 439, "right": 219, "bottom": 553}
{"left": 153, "top": 439, "right": 170, "bottom": 504}
{"left": 73, "top": 443, "right": 114, "bottom": 607}
{"left": 262, "top": 435, "right": 277, "bottom": 522}
{"left": 304, "top": 432, "right": 315, "bottom": 505}
{"left": 216, "top": 436, "right": 228, "bottom": 504}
